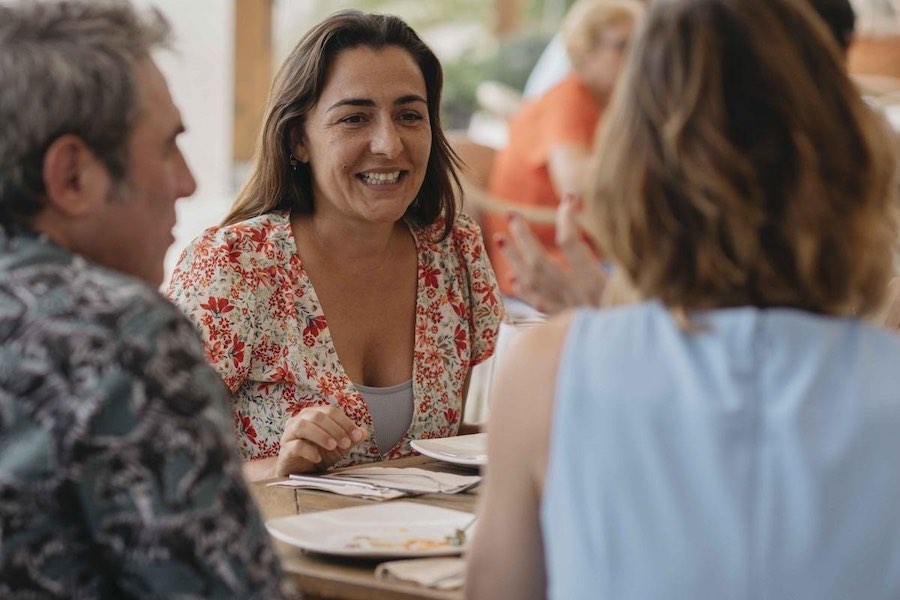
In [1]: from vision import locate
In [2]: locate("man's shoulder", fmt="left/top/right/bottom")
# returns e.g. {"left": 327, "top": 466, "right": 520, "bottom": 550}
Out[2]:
{"left": 1, "top": 241, "right": 188, "bottom": 349}
{"left": 0, "top": 238, "right": 226, "bottom": 431}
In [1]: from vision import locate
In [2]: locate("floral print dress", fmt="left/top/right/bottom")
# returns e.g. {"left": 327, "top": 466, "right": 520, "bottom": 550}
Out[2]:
{"left": 167, "top": 211, "right": 503, "bottom": 467}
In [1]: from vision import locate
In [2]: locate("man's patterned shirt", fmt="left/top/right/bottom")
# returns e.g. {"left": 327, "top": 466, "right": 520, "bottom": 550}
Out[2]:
{"left": 0, "top": 226, "right": 291, "bottom": 598}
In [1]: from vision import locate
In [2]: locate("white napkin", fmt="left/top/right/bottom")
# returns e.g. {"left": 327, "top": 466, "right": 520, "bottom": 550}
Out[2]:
{"left": 330, "top": 467, "right": 481, "bottom": 494}
{"left": 375, "top": 557, "right": 466, "bottom": 590}
{"left": 267, "top": 477, "right": 405, "bottom": 500}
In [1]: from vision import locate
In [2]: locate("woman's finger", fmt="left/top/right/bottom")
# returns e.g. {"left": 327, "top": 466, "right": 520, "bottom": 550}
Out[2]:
{"left": 556, "top": 196, "right": 606, "bottom": 306}
{"left": 556, "top": 197, "right": 593, "bottom": 271}
{"left": 319, "top": 405, "right": 368, "bottom": 444}
{"left": 507, "top": 213, "right": 548, "bottom": 272}
{"left": 283, "top": 416, "right": 346, "bottom": 451}
{"left": 283, "top": 406, "right": 367, "bottom": 451}
{"left": 275, "top": 438, "right": 322, "bottom": 476}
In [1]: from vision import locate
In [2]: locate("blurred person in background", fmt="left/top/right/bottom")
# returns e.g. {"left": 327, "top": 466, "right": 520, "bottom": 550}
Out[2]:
{"left": 468, "top": 0, "right": 900, "bottom": 597}
{"left": 0, "top": 1, "right": 290, "bottom": 597}
{"left": 168, "top": 10, "right": 503, "bottom": 480}
{"left": 849, "top": 0, "right": 900, "bottom": 83}
{"left": 497, "top": 0, "right": 890, "bottom": 317}
{"left": 481, "top": 0, "right": 644, "bottom": 297}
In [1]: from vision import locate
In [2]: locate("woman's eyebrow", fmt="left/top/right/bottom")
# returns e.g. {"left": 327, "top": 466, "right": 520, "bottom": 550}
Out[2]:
{"left": 326, "top": 94, "right": 426, "bottom": 112}
{"left": 327, "top": 98, "right": 374, "bottom": 111}
{"left": 394, "top": 94, "right": 427, "bottom": 106}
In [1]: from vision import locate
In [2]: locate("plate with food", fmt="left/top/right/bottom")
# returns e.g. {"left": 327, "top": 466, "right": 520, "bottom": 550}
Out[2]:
{"left": 265, "top": 502, "right": 476, "bottom": 558}
{"left": 411, "top": 433, "right": 487, "bottom": 467}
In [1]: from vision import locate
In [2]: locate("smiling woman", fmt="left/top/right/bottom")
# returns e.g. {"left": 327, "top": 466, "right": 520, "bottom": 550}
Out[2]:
{"left": 166, "top": 10, "right": 503, "bottom": 480}
{"left": 292, "top": 45, "right": 432, "bottom": 226}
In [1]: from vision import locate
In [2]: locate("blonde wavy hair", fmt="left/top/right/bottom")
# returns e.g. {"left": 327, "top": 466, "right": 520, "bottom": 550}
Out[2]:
{"left": 589, "top": 0, "right": 899, "bottom": 317}
{"left": 562, "top": 0, "right": 645, "bottom": 69}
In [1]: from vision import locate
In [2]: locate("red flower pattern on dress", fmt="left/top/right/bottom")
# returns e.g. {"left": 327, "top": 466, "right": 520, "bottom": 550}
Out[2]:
{"left": 230, "top": 335, "right": 245, "bottom": 369}
{"left": 303, "top": 315, "right": 328, "bottom": 340}
{"left": 272, "top": 363, "right": 297, "bottom": 385}
{"left": 200, "top": 296, "right": 234, "bottom": 315}
{"left": 167, "top": 212, "right": 503, "bottom": 466}
{"left": 419, "top": 265, "right": 441, "bottom": 288}
{"left": 223, "top": 237, "right": 243, "bottom": 265}
{"left": 286, "top": 395, "right": 325, "bottom": 417}
{"left": 235, "top": 412, "right": 257, "bottom": 444}
{"left": 443, "top": 408, "right": 460, "bottom": 425}
{"left": 454, "top": 324, "right": 468, "bottom": 355}
{"left": 206, "top": 340, "right": 225, "bottom": 364}
{"left": 249, "top": 227, "right": 270, "bottom": 253}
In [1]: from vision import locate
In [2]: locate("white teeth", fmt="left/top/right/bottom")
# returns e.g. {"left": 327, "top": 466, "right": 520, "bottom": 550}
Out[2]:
{"left": 361, "top": 171, "right": 400, "bottom": 185}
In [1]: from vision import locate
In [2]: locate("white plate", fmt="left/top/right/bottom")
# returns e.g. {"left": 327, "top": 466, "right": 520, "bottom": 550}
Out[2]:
{"left": 266, "top": 501, "right": 474, "bottom": 558}
{"left": 411, "top": 433, "right": 487, "bottom": 467}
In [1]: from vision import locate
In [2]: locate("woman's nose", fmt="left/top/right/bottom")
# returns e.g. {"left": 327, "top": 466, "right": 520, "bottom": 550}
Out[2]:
{"left": 369, "top": 119, "right": 402, "bottom": 158}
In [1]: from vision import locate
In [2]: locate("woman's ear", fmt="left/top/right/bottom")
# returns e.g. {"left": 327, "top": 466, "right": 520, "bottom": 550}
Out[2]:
{"left": 41, "top": 134, "right": 111, "bottom": 218}
{"left": 290, "top": 127, "right": 310, "bottom": 163}
{"left": 293, "top": 142, "right": 310, "bottom": 163}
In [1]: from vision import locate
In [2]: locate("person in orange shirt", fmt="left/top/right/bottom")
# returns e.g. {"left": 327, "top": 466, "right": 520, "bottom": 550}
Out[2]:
{"left": 483, "top": 0, "right": 644, "bottom": 296}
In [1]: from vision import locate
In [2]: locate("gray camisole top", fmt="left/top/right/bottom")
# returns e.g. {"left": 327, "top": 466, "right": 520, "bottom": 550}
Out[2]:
{"left": 354, "top": 379, "right": 414, "bottom": 455}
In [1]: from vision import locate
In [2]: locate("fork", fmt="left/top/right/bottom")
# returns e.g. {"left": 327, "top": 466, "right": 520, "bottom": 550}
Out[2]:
{"left": 288, "top": 473, "right": 392, "bottom": 493}
{"left": 335, "top": 471, "right": 481, "bottom": 494}
{"left": 446, "top": 516, "right": 478, "bottom": 546}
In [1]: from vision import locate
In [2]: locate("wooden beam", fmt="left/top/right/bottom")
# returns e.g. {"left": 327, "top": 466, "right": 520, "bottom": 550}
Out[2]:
{"left": 233, "top": 0, "right": 272, "bottom": 163}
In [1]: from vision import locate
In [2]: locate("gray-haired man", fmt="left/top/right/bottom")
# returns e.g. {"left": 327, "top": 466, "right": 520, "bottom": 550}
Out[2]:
{"left": 0, "top": 1, "right": 291, "bottom": 597}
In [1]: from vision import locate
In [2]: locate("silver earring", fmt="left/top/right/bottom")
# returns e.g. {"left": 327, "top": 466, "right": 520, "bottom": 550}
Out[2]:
{"left": 289, "top": 155, "right": 299, "bottom": 171}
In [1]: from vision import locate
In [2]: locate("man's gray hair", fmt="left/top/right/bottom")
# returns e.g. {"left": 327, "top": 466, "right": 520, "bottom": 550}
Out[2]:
{"left": 0, "top": 0, "right": 171, "bottom": 226}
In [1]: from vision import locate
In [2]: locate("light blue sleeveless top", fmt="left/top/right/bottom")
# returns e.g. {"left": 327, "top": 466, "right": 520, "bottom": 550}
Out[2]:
{"left": 542, "top": 301, "right": 900, "bottom": 600}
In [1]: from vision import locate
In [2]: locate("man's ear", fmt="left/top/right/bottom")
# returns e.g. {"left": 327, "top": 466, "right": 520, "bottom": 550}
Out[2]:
{"left": 42, "top": 134, "right": 111, "bottom": 218}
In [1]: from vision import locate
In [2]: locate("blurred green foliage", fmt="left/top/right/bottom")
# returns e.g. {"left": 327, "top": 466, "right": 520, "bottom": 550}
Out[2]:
{"left": 305, "top": 0, "right": 492, "bottom": 28}
{"left": 441, "top": 31, "right": 552, "bottom": 129}
{"left": 293, "top": 0, "right": 567, "bottom": 129}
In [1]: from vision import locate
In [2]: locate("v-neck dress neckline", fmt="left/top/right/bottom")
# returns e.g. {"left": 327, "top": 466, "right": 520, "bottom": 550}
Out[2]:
{"left": 284, "top": 216, "right": 422, "bottom": 459}
{"left": 166, "top": 210, "right": 504, "bottom": 467}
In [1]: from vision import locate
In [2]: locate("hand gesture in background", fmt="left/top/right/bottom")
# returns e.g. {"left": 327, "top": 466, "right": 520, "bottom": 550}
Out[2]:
{"left": 498, "top": 195, "right": 607, "bottom": 314}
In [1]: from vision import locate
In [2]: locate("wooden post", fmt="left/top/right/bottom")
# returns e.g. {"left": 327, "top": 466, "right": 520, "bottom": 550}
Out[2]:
{"left": 496, "top": 0, "right": 524, "bottom": 39}
{"left": 233, "top": 0, "right": 272, "bottom": 164}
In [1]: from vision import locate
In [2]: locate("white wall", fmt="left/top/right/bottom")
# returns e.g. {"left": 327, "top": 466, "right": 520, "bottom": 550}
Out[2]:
{"left": 137, "top": 0, "right": 236, "bottom": 281}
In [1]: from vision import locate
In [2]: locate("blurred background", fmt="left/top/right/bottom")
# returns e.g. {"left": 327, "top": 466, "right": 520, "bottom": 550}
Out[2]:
{"left": 138, "top": 0, "right": 899, "bottom": 280}
{"left": 145, "top": 0, "right": 579, "bottom": 279}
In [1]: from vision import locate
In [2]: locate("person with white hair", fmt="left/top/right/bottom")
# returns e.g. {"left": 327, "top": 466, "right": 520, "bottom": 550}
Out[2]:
{"left": 482, "top": 0, "right": 644, "bottom": 298}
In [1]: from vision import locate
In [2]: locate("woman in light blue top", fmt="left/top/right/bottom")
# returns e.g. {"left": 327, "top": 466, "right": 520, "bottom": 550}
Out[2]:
{"left": 466, "top": 0, "right": 900, "bottom": 598}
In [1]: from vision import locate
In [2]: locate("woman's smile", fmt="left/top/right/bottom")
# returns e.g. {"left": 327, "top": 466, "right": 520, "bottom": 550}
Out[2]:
{"left": 359, "top": 170, "right": 404, "bottom": 186}
{"left": 295, "top": 45, "right": 432, "bottom": 224}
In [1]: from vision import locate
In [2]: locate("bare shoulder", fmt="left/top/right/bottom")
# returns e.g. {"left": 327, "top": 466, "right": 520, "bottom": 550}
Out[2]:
{"left": 488, "top": 311, "right": 577, "bottom": 488}
{"left": 875, "top": 275, "right": 900, "bottom": 331}
{"left": 503, "top": 311, "right": 575, "bottom": 371}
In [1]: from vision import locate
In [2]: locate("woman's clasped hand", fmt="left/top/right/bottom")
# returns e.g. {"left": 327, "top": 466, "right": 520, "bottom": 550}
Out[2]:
{"left": 275, "top": 406, "right": 369, "bottom": 475}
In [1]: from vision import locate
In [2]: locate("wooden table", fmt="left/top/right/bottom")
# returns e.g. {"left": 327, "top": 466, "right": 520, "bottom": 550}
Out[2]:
{"left": 249, "top": 456, "right": 479, "bottom": 600}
